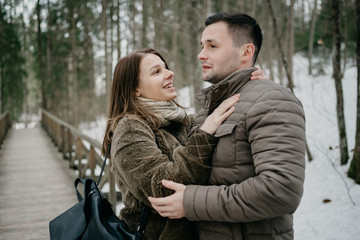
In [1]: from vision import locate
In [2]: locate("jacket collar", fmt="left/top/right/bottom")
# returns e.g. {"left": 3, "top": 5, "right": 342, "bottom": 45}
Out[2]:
{"left": 197, "top": 67, "right": 256, "bottom": 112}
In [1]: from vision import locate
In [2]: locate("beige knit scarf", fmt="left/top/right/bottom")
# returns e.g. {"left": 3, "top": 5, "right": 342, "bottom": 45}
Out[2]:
{"left": 137, "top": 97, "right": 187, "bottom": 126}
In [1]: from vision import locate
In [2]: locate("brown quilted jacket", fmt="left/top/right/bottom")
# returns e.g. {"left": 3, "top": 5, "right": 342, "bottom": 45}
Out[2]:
{"left": 110, "top": 114, "right": 217, "bottom": 240}
{"left": 183, "top": 68, "right": 306, "bottom": 240}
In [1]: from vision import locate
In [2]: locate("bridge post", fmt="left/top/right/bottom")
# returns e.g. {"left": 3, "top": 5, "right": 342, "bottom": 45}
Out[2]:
{"left": 76, "top": 137, "right": 84, "bottom": 177}
{"left": 60, "top": 125, "right": 66, "bottom": 157}
{"left": 64, "top": 128, "right": 73, "bottom": 160}
{"left": 89, "top": 146, "right": 96, "bottom": 179}
{"left": 0, "top": 111, "right": 11, "bottom": 148}
{"left": 56, "top": 123, "right": 62, "bottom": 149}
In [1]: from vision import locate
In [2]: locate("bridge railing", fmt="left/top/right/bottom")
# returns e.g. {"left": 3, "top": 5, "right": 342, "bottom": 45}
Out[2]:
{"left": 0, "top": 111, "right": 12, "bottom": 148}
{"left": 40, "top": 109, "right": 117, "bottom": 207}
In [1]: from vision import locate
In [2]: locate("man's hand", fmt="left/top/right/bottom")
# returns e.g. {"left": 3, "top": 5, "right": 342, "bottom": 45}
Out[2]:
{"left": 148, "top": 180, "right": 186, "bottom": 219}
{"left": 251, "top": 67, "right": 269, "bottom": 80}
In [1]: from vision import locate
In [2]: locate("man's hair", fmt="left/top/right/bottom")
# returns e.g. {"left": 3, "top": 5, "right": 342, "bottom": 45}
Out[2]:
{"left": 205, "top": 12, "right": 263, "bottom": 64}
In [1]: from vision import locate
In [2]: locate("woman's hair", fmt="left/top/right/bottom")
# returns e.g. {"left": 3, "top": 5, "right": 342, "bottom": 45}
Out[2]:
{"left": 101, "top": 48, "right": 172, "bottom": 156}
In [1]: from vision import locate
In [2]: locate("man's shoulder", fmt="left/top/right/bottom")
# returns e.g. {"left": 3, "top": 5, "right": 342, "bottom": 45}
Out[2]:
{"left": 245, "top": 79, "right": 285, "bottom": 92}
{"left": 243, "top": 80, "right": 300, "bottom": 102}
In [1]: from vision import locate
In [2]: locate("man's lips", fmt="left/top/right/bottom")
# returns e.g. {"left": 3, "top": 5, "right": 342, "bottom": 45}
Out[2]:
{"left": 202, "top": 64, "right": 212, "bottom": 71}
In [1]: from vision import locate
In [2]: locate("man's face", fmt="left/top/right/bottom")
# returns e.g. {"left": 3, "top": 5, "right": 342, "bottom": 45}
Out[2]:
{"left": 198, "top": 21, "right": 243, "bottom": 84}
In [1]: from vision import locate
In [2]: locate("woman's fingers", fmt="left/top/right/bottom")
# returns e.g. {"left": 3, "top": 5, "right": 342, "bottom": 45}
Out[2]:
{"left": 251, "top": 67, "right": 270, "bottom": 80}
{"left": 215, "top": 94, "right": 240, "bottom": 114}
{"left": 199, "top": 94, "right": 240, "bottom": 135}
{"left": 214, "top": 94, "right": 240, "bottom": 117}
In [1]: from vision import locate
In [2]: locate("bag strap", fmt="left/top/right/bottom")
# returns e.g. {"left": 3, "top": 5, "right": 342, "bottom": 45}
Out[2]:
{"left": 97, "top": 143, "right": 111, "bottom": 185}
{"left": 74, "top": 178, "right": 93, "bottom": 201}
{"left": 136, "top": 204, "right": 150, "bottom": 238}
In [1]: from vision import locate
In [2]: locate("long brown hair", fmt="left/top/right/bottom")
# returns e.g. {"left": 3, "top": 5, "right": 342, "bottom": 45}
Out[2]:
{"left": 101, "top": 48, "right": 172, "bottom": 156}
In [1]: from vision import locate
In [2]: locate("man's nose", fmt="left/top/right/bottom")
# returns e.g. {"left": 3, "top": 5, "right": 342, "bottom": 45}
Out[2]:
{"left": 198, "top": 48, "right": 207, "bottom": 60}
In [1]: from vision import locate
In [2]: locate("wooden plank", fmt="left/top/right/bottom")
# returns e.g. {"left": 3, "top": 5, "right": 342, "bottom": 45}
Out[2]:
{"left": 0, "top": 126, "right": 78, "bottom": 240}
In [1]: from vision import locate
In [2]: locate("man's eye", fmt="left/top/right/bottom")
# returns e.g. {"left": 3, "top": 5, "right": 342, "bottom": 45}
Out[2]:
{"left": 210, "top": 45, "right": 216, "bottom": 48}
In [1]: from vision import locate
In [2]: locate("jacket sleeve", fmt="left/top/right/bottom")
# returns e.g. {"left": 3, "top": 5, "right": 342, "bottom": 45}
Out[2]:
{"left": 184, "top": 88, "right": 306, "bottom": 222}
{"left": 111, "top": 116, "right": 217, "bottom": 203}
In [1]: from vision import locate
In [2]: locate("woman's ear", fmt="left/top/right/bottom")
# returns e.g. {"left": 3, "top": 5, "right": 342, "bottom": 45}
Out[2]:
{"left": 135, "top": 90, "right": 141, "bottom": 97}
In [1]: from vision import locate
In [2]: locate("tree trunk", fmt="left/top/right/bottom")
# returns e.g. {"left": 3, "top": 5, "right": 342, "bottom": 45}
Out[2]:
{"left": 110, "top": 0, "right": 114, "bottom": 69}
{"left": 0, "top": 54, "right": 2, "bottom": 114}
{"left": 37, "top": 0, "right": 46, "bottom": 109}
{"left": 330, "top": 0, "right": 349, "bottom": 165}
{"left": 287, "top": 0, "right": 295, "bottom": 83}
{"left": 187, "top": 0, "right": 201, "bottom": 112}
{"left": 102, "top": 0, "right": 111, "bottom": 111}
{"left": 266, "top": 0, "right": 294, "bottom": 91}
{"left": 46, "top": 0, "right": 53, "bottom": 112}
{"left": 116, "top": 0, "right": 121, "bottom": 59}
{"left": 67, "top": 0, "right": 78, "bottom": 125}
{"left": 152, "top": 0, "right": 164, "bottom": 52}
{"left": 129, "top": 0, "right": 137, "bottom": 50}
{"left": 300, "top": 0, "right": 305, "bottom": 32}
{"left": 83, "top": 2, "right": 96, "bottom": 122}
{"left": 171, "top": 4, "right": 180, "bottom": 85}
{"left": 348, "top": 0, "right": 360, "bottom": 183}
{"left": 141, "top": 0, "right": 148, "bottom": 47}
{"left": 308, "top": 0, "right": 318, "bottom": 75}
{"left": 171, "top": 1, "right": 186, "bottom": 91}
{"left": 0, "top": 16, "right": 2, "bottom": 114}
{"left": 222, "top": 0, "right": 228, "bottom": 12}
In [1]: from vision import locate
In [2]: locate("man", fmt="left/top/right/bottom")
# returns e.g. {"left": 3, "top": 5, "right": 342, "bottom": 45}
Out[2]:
{"left": 149, "top": 13, "right": 306, "bottom": 240}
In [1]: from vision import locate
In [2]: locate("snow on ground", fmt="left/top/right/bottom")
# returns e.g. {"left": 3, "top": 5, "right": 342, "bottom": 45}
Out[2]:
{"left": 79, "top": 54, "right": 359, "bottom": 240}
{"left": 291, "top": 55, "right": 359, "bottom": 240}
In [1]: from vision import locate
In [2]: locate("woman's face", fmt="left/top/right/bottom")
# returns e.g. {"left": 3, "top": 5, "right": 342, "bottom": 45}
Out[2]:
{"left": 136, "top": 53, "right": 177, "bottom": 101}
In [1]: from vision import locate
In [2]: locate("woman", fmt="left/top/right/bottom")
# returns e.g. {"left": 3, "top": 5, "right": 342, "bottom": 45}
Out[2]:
{"left": 101, "top": 48, "right": 260, "bottom": 240}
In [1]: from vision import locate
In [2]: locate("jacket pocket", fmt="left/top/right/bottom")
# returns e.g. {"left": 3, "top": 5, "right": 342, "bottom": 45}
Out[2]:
{"left": 211, "top": 123, "right": 237, "bottom": 169}
{"left": 214, "top": 123, "right": 236, "bottom": 138}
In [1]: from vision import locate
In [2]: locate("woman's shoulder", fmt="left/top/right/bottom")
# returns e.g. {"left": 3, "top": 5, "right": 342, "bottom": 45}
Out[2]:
{"left": 115, "top": 114, "right": 152, "bottom": 133}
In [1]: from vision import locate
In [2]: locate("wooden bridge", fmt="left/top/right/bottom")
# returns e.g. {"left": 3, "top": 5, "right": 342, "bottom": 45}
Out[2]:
{"left": 0, "top": 110, "right": 118, "bottom": 240}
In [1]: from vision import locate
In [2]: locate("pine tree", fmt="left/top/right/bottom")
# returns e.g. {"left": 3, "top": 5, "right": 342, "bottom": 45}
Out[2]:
{"left": 0, "top": 3, "right": 26, "bottom": 118}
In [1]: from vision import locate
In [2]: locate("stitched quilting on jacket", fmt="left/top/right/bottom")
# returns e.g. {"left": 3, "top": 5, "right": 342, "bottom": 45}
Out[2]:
{"left": 110, "top": 114, "right": 217, "bottom": 240}
{"left": 183, "top": 68, "right": 306, "bottom": 240}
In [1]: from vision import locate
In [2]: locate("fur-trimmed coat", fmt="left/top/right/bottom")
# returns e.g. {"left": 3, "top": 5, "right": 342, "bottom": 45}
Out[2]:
{"left": 110, "top": 114, "right": 217, "bottom": 240}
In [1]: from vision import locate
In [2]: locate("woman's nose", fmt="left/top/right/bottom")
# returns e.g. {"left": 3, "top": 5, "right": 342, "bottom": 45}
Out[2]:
{"left": 165, "top": 69, "right": 174, "bottom": 79}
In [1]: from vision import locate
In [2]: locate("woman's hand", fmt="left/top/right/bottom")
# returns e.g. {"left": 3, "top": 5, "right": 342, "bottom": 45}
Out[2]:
{"left": 200, "top": 94, "right": 240, "bottom": 135}
{"left": 251, "top": 67, "right": 269, "bottom": 80}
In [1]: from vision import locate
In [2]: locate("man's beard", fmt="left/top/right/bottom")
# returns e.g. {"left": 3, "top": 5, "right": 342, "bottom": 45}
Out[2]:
{"left": 202, "top": 71, "right": 226, "bottom": 84}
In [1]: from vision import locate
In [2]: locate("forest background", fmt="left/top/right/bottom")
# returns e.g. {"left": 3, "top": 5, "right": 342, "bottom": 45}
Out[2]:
{"left": 1, "top": 0, "right": 360, "bottom": 217}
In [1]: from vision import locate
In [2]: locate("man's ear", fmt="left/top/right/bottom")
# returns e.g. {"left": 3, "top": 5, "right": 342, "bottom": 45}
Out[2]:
{"left": 241, "top": 43, "right": 255, "bottom": 62}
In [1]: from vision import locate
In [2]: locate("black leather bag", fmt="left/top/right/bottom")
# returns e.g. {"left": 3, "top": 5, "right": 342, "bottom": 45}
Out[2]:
{"left": 49, "top": 144, "right": 148, "bottom": 240}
